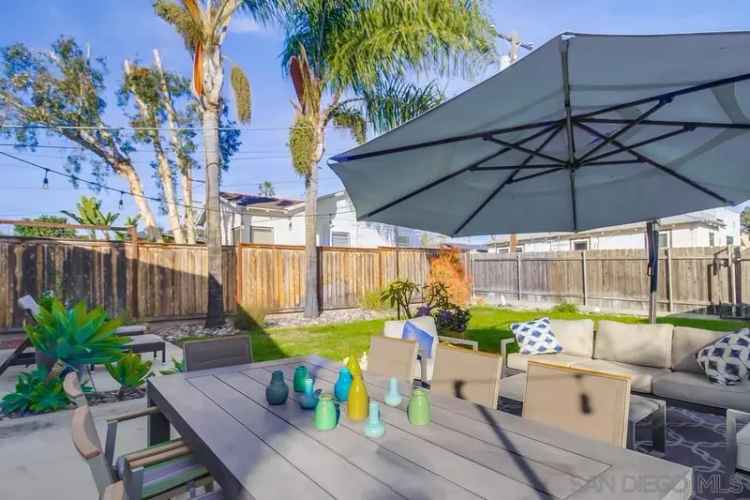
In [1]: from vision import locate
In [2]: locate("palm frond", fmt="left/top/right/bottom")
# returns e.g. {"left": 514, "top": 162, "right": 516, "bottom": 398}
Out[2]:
{"left": 330, "top": 105, "right": 366, "bottom": 144}
{"left": 361, "top": 77, "right": 444, "bottom": 133}
{"left": 230, "top": 65, "right": 252, "bottom": 123}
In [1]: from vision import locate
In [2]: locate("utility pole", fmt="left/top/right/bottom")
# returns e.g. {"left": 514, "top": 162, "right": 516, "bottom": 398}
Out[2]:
{"left": 495, "top": 30, "right": 534, "bottom": 251}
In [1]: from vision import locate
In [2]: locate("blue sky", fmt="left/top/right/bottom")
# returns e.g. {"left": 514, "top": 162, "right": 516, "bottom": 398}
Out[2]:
{"left": 0, "top": 0, "right": 748, "bottom": 231}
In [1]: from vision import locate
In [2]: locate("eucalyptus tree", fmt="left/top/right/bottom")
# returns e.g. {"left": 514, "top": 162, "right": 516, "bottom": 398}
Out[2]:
{"left": 0, "top": 38, "right": 162, "bottom": 240}
{"left": 154, "top": 0, "right": 276, "bottom": 326}
{"left": 282, "top": 0, "right": 497, "bottom": 317}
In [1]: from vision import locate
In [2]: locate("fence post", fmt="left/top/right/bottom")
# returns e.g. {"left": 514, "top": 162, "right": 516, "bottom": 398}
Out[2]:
{"left": 235, "top": 239, "right": 242, "bottom": 311}
{"left": 666, "top": 247, "right": 674, "bottom": 312}
{"left": 581, "top": 251, "right": 588, "bottom": 306}
{"left": 128, "top": 226, "right": 139, "bottom": 319}
{"left": 728, "top": 244, "right": 736, "bottom": 309}
{"left": 516, "top": 253, "right": 522, "bottom": 302}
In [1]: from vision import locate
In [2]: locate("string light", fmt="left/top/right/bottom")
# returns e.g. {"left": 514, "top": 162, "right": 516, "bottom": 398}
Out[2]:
{"left": 42, "top": 169, "right": 49, "bottom": 189}
{"left": 118, "top": 191, "right": 125, "bottom": 210}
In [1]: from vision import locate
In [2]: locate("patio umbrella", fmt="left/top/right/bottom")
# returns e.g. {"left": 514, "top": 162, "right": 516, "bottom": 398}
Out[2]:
{"left": 330, "top": 32, "right": 750, "bottom": 321}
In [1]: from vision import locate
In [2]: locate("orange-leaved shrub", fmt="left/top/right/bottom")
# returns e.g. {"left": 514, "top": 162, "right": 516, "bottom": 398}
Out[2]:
{"left": 427, "top": 247, "right": 470, "bottom": 306}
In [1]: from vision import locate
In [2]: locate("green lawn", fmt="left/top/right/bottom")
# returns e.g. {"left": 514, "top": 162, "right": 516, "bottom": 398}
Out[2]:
{"left": 183, "top": 307, "right": 750, "bottom": 363}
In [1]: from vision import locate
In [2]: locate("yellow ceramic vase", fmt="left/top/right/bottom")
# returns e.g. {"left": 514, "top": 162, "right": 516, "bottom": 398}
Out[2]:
{"left": 347, "top": 374, "right": 369, "bottom": 422}
{"left": 346, "top": 355, "right": 362, "bottom": 378}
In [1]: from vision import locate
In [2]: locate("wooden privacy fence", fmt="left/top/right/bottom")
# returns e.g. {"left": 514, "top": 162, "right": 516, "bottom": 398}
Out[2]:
{"left": 0, "top": 237, "right": 441, "bottom": 331}
{"left": 471, "top": 247, "right": 749, "bottom": 314}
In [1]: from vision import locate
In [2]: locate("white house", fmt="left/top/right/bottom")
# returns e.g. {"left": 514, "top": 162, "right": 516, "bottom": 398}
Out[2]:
{"left": 487, "top": 208, "right": 742, "bottom": 253}
{"left": 201, "top": 190, "right": 435, "bottom": 248}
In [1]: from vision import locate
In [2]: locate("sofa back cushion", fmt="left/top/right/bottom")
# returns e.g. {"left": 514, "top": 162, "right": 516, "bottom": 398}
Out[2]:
{"left": 594, "top": 320, "right": 673, "bottom": 369}
{"left": 672, "top": 326, "right": 728, "bottom": 374}
{"left": 549, "top": 319, "right": 595, "bottom": 358}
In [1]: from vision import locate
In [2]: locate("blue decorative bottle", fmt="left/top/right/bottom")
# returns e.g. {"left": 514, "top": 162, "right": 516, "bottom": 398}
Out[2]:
{"left": 364, "top": 401, "right": 385, "bottom": 438}
{"left": 298, "top": 377, "right": 319, "bottom": 410}
{"left": 384, "top": 377, "right": 402, "bottom": 407}
{"left": 265, "top": 370, "right": 289, "bottom": 405}
{"left": 334, "top": 367, "right": 353, "bottom": 402}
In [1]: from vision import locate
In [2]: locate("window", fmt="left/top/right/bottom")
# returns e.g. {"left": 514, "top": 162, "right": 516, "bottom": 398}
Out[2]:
{"left": 231, "top": 226, "right": 245, "bottom": 244}
{"left": 514, "top": 245, "right": 524, "bottom": 253}
{"left": 727, "top": 236, "right": 735, "bottom": 246}
{"left": 331, "top": 231, "right": 351, "bottom": 247}
{"left": 658, "top": 231, "right": 670, "bottom": 249}
{"left": 709, "top": 232, "right": 715, "bottom": 247}
{"left": 396, "top": 235, "right": 410, "bottom": 247}
{"left": 495, "top": 246, "right": 510, "bottom": 254}
{"left": 572, "top": 239, "right": 589, "bottom": 251}
{"left": 250, "top": 226, "right": 274, "bottom": 244}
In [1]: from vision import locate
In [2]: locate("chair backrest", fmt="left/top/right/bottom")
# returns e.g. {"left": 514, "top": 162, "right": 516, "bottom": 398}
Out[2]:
{"left": 17, "top": 295, "right": 40, "bottom": 319}
{"left": 71, "top": 405, "right": 115, "bottom": 495}
{"left": 63, "top": 372, "right": 87, "bottom": 407}
{"left": 183, "top": 335, "right": 253, "bottom": 372}
{"left": 367, "top": 336, "right": 419, "bottom": 381}
{"left": 523, "top": 360, "right": 631, "bottom": 447}
{"left": 430, "top": 345, "right": 502, "bottom": 408}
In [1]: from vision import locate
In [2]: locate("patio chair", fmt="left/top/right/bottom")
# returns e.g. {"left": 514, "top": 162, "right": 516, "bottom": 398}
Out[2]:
{"left": 102, "top": 482, "right": 224, "bottom": 500}
{"left": 430, "top": 344, "right": 502, "bottom": 408}
{"left": 523, "top": 360, "right": 632, "bottom": 448}
{"left": 0, "top": 296, "right": 163, "bottom": 377}
{"left": 367, "top": 336, "right": 419, "bottom": 381}
{"left": 383, "top": 316, "right": 478, "bottom": 383}
{"left": 71, "top": 403, "right": 214, "bottom": 499}
{"left": 183, "top": 336, "right": 253, "bottom": 372}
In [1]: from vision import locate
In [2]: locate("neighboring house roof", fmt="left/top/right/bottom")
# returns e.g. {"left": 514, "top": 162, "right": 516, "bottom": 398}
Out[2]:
{"left": 487, "top": 210, "right": 730, "bottom": 247}
{"left": 220, "top": 192, "right": 303, "bottom": 211}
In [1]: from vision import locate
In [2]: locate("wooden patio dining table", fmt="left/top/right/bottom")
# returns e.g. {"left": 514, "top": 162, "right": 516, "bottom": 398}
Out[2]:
{"left": 146, "top": 355, "right": 692, "bottom": 500}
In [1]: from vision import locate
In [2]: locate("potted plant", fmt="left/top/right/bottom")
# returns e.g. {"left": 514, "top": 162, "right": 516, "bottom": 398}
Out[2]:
{"left": 105, "top": 353, "right": 153, "bottom": 400}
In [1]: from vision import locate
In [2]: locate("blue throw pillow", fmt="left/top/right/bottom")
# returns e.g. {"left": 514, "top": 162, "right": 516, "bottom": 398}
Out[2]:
{"left": 402, "top": 320, "right": 435, "bottom": 358}
{"left": 510, "top": 317, "right": 563, "bottom": 355}
{"left": 696, "top": 329, "right": 750, "bottom": 385}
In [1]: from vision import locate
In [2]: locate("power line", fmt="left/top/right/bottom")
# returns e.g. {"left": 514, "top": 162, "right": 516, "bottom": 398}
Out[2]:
{"left": 0, "top": 151, "right": 351, "bottom": 219}
{"left": 0, "top": 124, "right": 291, "bottom": 132}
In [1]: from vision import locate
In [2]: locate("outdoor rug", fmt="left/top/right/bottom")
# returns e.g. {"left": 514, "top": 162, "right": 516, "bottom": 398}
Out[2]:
{"left": 499, "top": 398, "right": 750, "bottom": 500}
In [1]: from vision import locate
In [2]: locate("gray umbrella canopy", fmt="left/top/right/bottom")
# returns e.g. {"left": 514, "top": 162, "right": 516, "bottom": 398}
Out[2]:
{"left": 330, "top": 32, "right": 750, "bottom": 237}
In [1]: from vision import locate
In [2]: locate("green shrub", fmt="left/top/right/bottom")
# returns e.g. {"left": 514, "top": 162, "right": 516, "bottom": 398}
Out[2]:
{"left": 360, "top": 289, "right": 387, "bottom": 311}
{"left": 27, "top": 298, "right": 126, "bottom": 377}
{"left": 105, "top": 353, "right": 152, "bottom": 400}
{"left": 381, "top": 279, "right": 419, "bottom": 319}
{"left": 1, "top": 367, "right": 70, "bottom": 415}
{"left": 551, "top": 302, "right": 579, "bottom": 314}
{"left": 234, "top": 305, "right": 267, "bottom": 330}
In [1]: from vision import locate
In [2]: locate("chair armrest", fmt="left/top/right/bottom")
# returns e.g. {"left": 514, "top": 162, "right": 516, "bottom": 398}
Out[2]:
{"left": 439, "top": 336, "right": 478, "bottom": 351}
{"left": 106, "top": 405, "right": 161, "bottom": 424}
{"left": 726, "top": 409, "right": 750, "bottom": 472}
{"left": 500, "top": 338, "right": 516, "bottom": 379}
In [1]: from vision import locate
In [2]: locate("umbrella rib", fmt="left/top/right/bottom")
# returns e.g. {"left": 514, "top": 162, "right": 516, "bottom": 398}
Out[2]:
{"left": 451, "top": 125, "right": 563, "bottom": 236}
{"left": 561, "top": 37, "right": 578, "bottom": 231}
{"left": 331, "top": 119, "right": 560, "bottom": 163}
{"left": 575, "top": 122, "right": 734, "bottom": 205}
{"left": 581, "top": 126, "right": 695, "bottom": 164}
{"left": 362, "top": 123, "right": 561, "bottom": 219}
{"left": 508, "top": 167, "right": 567, "bottom": 183}
{"left": 578, "top": 118, "right": 750, "bottom": 130}
{"left": 484, "top": 137, "right": 567, "bottom": 164}
{"left": 471, "top": 163, "right": 561, "bottom": 171}
{"left": 574, "top": 71, "right": 750, "bottom": 120}
{"left": 576, "top": 99, "right": 670, "bottom": 163}
{"left": 579, "top": 159, "right": 643, "bottom": 167}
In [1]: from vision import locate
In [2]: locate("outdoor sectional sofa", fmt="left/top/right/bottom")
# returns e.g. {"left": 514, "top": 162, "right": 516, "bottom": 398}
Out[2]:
{"left": 500, "top": 319, "right": 750, "bottom": 413}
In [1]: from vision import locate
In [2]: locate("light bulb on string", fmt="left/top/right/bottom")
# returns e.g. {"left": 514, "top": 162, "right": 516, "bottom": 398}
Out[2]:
{"left": 42, "top": 169, "right": 49, "bottom": 190}
{"left": 118, "top": 191, "right": 124, "bottom": 210}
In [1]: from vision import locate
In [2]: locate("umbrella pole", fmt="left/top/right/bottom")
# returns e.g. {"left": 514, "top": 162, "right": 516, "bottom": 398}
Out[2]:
{"left": 646, "top": 220, "right": 660, "bottom": 323}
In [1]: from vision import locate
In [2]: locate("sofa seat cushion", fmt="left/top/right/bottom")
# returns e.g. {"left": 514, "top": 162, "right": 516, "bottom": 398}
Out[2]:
{"left": 595, "top": 321, "right": 674, "bottom": 369}
{"left": 653, "top": 371, "right": 750, "bottom": 412}
{"left": 549, "top": 319, "right": 595, "bottom": 358}
{"left": 570, "top": 359, "right": 669, "bottom": 393}
{"left": 506, "top": 352, "right": 589, "bottom": 372}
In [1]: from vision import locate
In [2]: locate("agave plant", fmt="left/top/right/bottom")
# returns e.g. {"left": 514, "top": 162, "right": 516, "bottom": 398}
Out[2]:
{"left": 106, "top": 353, "right": 153, "bottom": 400}
{"left": 159, "top": 357, "right": 186, "bottom": 375}
{"left": 26, "top": 298, "right": 127, "bottom": 379}
{"left": 1, "top": 366, "right": 70, "bottom": 415}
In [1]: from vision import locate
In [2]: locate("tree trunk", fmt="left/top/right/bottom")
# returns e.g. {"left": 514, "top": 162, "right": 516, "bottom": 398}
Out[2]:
{"left": 117, "top": 161, "right": 161, "bottom": 241}
{"left": 153, "top": 49, "right": 197, "bottom": 244}
{"left": 124, "top": 60, "right": 185, "bottom": 244}
{"left": 203, "top": 105, "right": 224, "bottom": 327}
{"left": 303, "top": 165, "right": 320, "bottom": 318}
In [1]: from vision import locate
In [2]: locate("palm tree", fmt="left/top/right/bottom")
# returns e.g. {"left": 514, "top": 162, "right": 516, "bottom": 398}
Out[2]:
{"left": 282, "top": 0, "right": 497, "bottom": 317}
{"left": 154, "top": 0, "right": 281, "bottom": 326}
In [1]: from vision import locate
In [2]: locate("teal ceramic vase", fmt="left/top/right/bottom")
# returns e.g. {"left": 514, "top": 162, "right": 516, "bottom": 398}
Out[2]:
{"left": 314, "top": 394, "right": 338, "bottom": 431}
{"left": 364, "top": 401, "right": 385, "bottom": 438}
{"left": 407, "top": 388, "right": 431, "bottom": 426}
{"left": 334, "top": 367, "right": 353, "bottom": 402}
{"left": 293, "top": 365, "right": 308, "bottom": 393}
{"left": 299, "top": 377, "right": 319, "bottom": 410}
{"left": 384, "top": 377, "right": 402, "bottom": 407}
{"left": 265, "top": 370, "right": 289, "bottom": 405}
